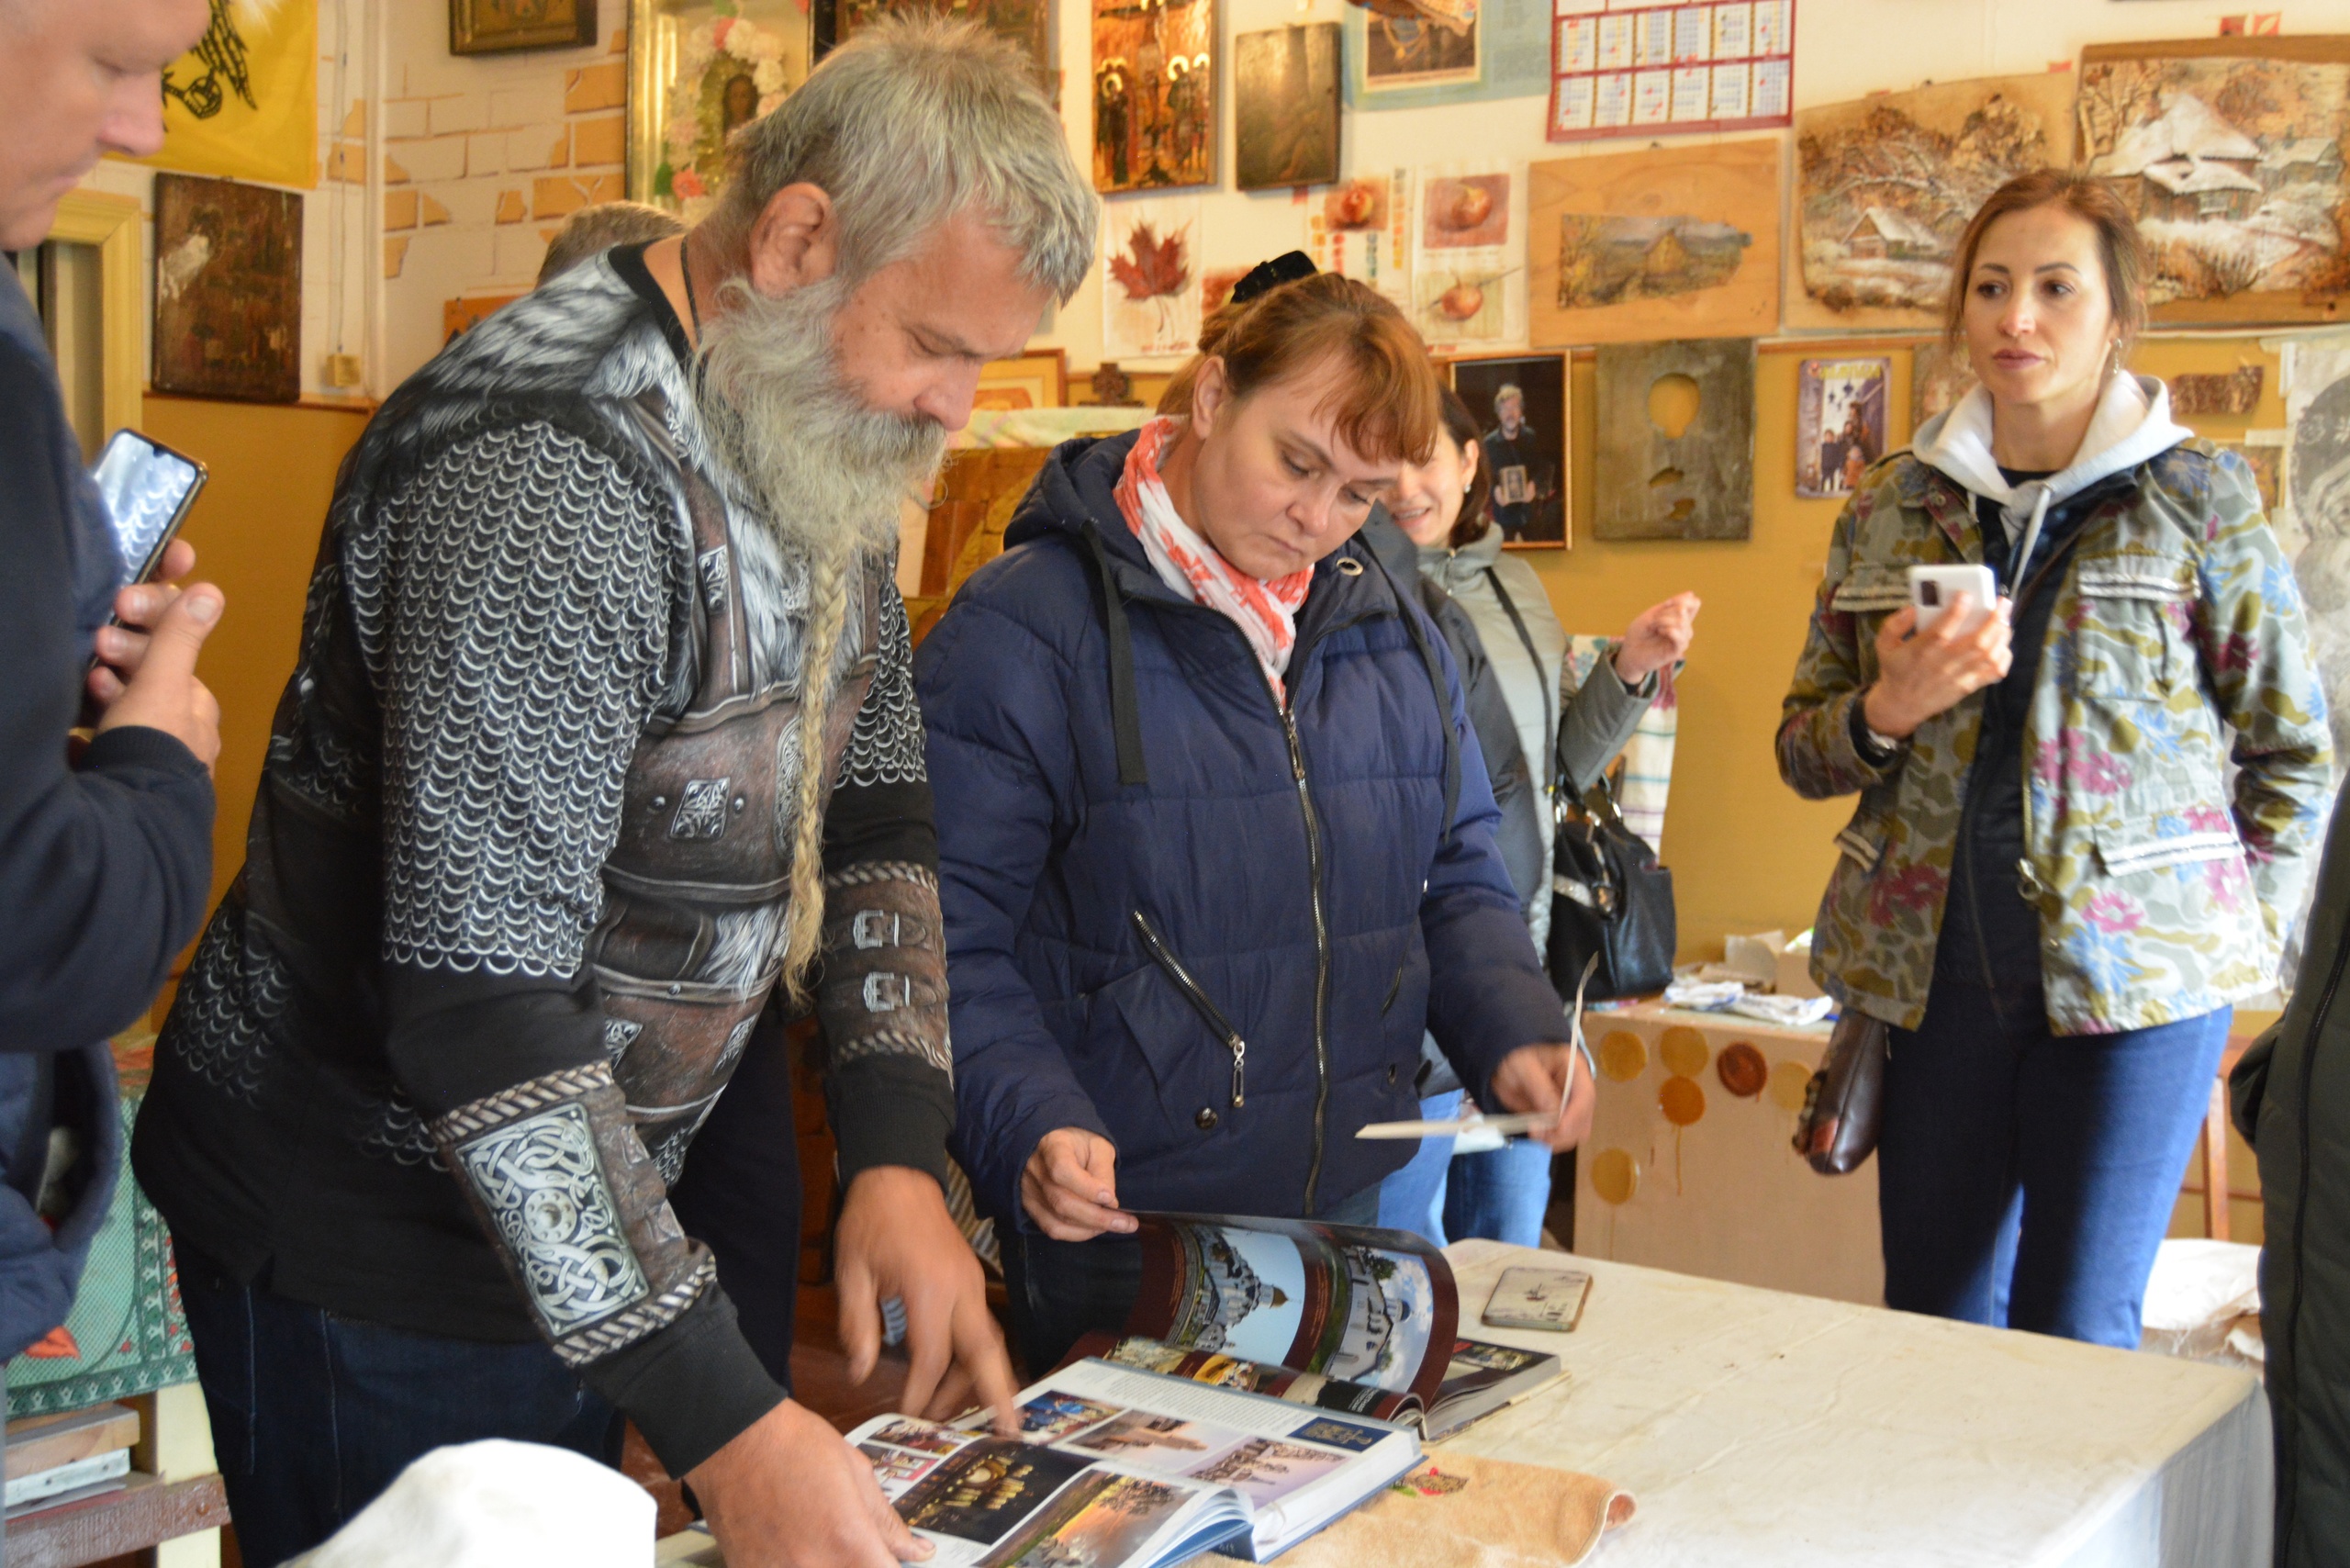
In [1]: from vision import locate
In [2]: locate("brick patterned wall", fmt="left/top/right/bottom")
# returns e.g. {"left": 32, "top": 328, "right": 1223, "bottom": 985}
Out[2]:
{"left": 378, "top": 10, "right": 631, "bottom": 384}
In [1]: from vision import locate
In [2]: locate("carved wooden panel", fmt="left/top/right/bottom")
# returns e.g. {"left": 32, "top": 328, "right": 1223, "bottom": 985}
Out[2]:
{"left": 1594, "top": 339, "right": 1755, "bottom": 541}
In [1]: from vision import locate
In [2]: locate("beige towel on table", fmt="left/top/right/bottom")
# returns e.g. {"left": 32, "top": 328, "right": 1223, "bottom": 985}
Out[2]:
{"left": 1268, "top": 1451, "right": 1635, "bottom": 1568}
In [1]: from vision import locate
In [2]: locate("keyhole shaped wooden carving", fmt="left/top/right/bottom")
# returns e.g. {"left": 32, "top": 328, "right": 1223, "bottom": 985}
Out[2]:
{"left": 1595, "top": 339, "right": 1756, "bottom": 541}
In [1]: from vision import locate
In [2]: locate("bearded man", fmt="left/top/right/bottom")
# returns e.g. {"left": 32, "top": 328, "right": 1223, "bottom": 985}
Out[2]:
{"left": 130, "top": 21, "right": 1095, "bottom": 1567}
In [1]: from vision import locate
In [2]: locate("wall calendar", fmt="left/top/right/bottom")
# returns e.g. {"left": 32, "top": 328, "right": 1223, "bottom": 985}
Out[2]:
{"left": 1548, "top": 0, "right": 1794, "bottom": 141}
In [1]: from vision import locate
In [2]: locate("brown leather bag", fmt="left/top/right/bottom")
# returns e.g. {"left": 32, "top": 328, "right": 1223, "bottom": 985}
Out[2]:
{"left": 1794, "top": 1010, "right": 1888, "bottom": 1175}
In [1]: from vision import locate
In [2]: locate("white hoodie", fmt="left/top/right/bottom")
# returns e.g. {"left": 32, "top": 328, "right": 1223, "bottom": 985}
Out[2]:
{"left": 1911, "top": 371, "right": 2194, "bottom": 574}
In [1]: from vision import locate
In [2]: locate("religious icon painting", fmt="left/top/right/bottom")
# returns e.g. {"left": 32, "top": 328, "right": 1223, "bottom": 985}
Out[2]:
{"left": 1092, "top": 0, "right": 1217, "bottom": 193}
{"left": 151, "top": 174, "right": 302, "bottom": 404}
{"left": 452, "top": 0, "right": 599, "bottom": 54}
{"left": 1447, "top": 353, "right": 1571, "bottom": 548}
{"left": 629, "top": 1, "right": 816, "bottom": 219}
{"left": 1794, "top": 357, "right": 1891, "bottom": 499}
{"left": 1234, "top": 24, "right": 1341, "bottom": 191}
{"left": 831, "top": 0, "right": 1051, "bottom": 84}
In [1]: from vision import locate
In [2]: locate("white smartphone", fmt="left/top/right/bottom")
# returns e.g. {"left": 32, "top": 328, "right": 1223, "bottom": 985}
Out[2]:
{"left": 1908, "top": 564, "right": 1997, "bottom": 634}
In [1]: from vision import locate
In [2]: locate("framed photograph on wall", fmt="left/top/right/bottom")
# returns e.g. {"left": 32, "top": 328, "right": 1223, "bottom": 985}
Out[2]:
{"left": 1794, "top": 356, "right": 1890, "bottom": 499}
{"left": 976, "top": 349, "right": 1069, "bottom": 412}
{"left": 1446, "top": 353, "right": 1571, "bottom": 549}
{"left": 1234, "top": 24, "right": 1340, "bottom": 191}
{"left": 452, "top": 0, "right": 598, "bottom": 55}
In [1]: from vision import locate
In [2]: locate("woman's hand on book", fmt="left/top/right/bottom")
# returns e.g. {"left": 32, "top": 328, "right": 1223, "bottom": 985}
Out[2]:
{"left": 689, "top": 1397, "right": 931, "bottom": 1567}
{"left": 1490, "top": 1044, "right": 1596, "bottom": 1152}
{"left": 1024, "top": 1127, "right": 1136, "bottom": 1241}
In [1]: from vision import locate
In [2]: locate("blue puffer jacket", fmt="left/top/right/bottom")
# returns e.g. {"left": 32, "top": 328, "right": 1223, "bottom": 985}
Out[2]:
{"left": 916, "top": 430, "right": 1570, "bottom": 1232}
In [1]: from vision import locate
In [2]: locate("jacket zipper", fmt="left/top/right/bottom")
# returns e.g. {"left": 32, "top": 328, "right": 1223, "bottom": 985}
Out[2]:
{"left": 1131, "top": 910, "right": 1248, "bottom": 1107}
{"left": 1280, "top": 699, "right": 1334, "bottom": 1215}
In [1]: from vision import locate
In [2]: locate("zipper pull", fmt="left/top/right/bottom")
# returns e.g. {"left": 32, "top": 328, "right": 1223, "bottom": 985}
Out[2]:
{"left": 1230, "top": 1036, "right": 1247, "bottom": 1108}
{"left": 1281, "top": 714, "right": 1306, "bottom": 782}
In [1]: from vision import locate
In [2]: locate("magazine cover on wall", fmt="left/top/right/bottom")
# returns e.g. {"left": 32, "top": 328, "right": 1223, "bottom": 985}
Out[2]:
{"left": 1790, "top": 73, "right": 2076, "bottom": 331}
{"left": 627, "top": 1, "right": 813, "bottom": 218}
{"left": 1794, "top": 356, "right": 1891, "bottom": 499}
{"left": 129, "top": 0, "right": 317, "bottom": 188}
{"left": 1092, "top": 0, "right": 1217, "bottom": 193}
{"left": 1104, "top": 198, "right": 1204, "bottom": 362}
{"left": 1343, "top": 0, "right": 1550, "bottom": 111}
{"left": 1449, "top": 353, "right": 1570, "bottom": 547}
{"left": 1235, "top": 24, "right": 1342, "bottom": 190}
{"left": 2076, "top": 37, "right": 2350, "bottom": 325}
{"left": 1364, "top": 0, "right": 1478, "bottom": 90}
{"left": 1307, "top": 173, "right": 1413, "bottom": 309}
{"left": 1413, "top": 164, "right": 1524, "bottom": 345}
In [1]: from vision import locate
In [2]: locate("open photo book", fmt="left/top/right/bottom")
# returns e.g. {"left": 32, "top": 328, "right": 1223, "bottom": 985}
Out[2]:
{"left": 1065, "top": 1214, "right": 1565, "bottom": 1440}
{"left": 851, "top": 1355, "right": 1421, "bottom": 1565}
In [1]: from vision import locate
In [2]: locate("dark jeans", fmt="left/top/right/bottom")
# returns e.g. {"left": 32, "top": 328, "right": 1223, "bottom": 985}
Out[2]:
{"left": 177, "top": 1251, "right": 623, "bottom": 1568}
{"left": 1878, "top": 982, "right": 2231, "bottom": 1349}
{"left": 1001, "top": 1185, "right": 1382, "bottom": 1377}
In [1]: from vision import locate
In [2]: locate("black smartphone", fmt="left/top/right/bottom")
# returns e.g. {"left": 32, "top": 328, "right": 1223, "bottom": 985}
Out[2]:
{"left": 91, "top": 429, "right": 207, "bottom": 599}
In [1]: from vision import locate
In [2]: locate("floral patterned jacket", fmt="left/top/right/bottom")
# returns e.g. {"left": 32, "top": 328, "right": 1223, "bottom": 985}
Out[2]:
{"left": 1778, "top": 442, "right": 2333, "bottom": 1035}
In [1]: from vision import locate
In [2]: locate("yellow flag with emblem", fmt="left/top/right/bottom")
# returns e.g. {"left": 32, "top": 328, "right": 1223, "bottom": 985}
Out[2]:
{"left": 124, "top": 0, "right": 319, "bottom": 189}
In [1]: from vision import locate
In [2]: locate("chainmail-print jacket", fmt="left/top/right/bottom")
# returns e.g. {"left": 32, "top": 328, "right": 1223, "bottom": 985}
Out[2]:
{"left": 130, "top": 250, "right": 952, "bottom": 1473}
{"left": 1777, "top": 444, "right": 2331, "bottom": 1036}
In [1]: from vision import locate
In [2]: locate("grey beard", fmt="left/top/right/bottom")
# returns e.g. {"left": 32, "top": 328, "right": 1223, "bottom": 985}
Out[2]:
{"left": 693, "top": 274, "right": 946, "bottom": 569}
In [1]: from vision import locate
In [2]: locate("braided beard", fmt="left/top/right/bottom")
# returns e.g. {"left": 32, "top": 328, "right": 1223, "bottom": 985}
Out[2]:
{"left": 690, "top": 273, "right": 946, "bottom": 1002}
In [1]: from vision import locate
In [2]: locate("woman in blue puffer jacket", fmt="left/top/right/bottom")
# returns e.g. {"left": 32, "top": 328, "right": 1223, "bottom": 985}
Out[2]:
{"left": 916, "top": 261, "right": 1590, "bottom": 1371}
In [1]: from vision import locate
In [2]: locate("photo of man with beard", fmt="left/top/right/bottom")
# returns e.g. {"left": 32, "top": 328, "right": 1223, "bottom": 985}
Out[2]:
{"left": 128, "top": 19, "right": 1096, "bottom": 1568}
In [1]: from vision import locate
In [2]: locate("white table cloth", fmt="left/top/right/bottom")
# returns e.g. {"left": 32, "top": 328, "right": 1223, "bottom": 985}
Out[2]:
{"left": 1440, "top": 1239, "right": 2269, "bottom": 1568}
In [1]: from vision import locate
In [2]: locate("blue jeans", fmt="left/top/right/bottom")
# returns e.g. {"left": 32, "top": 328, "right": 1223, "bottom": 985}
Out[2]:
{"left": 1877, "top": 984, "right": 2231, "bottom": 1349}
{"left": 176, "top": 1249, "right": 624, "bottom": 1568}
{"left": 1374, "top": 1092, "right": 1461, "bottom": 1246}
{"left": 1444, "top": 1138, "right": 1553, "bottom": 1249}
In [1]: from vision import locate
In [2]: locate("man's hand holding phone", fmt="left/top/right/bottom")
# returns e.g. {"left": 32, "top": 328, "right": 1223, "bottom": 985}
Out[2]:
{"left": 87, "top": 537, "right": 226, "bottom": 774}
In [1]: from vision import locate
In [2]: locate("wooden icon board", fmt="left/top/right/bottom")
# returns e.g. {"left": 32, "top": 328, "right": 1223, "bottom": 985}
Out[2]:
{"left": 1529, "top": 139, "right": 1780, "bottom": 346}
{"left": 1594, "top": 339, "right": 1755, "bottom": 541}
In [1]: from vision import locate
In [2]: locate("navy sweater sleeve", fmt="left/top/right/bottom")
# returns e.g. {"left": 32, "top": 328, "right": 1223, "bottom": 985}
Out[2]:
{"left": 0, "top": 341, "right": 213, "bottom": 1053}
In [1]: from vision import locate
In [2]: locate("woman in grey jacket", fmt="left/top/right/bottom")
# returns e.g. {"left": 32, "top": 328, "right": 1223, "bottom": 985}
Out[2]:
{"left": 1372, "top": 389, "right": 1698, "bottom": 1244}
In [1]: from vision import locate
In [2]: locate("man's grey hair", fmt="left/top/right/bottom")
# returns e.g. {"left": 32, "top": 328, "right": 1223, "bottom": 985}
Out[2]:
{"left": 538, "top": 200, "right": 684, "bottom": 286}
{"left": 1494, "top": 383, "right": 1524, "bottom": 412}
{"left": 711, "top": 16, "right": 1095, "bottom": 301}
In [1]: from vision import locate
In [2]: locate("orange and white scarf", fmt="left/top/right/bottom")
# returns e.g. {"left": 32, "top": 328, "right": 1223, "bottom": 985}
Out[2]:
{"left": 1113, "top": 418, "right": 1314, "bottom": 700}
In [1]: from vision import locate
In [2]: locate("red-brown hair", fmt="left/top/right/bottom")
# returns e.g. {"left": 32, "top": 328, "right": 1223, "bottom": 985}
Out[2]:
{"left": 1438, "top": 388, "right": 1494, "bottom": 549}
{"left": 1159, "top": 273, "right": 1439, "bottom": 465}
{"left": 1942, "top": 169, "right": 2148, "bottom": 354}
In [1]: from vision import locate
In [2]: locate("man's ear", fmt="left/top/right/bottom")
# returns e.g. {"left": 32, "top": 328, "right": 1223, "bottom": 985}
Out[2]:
{"left": 745, "top": 182, "right": 839, "bottom": 297}
{"left": 1190, "top": 357, "right": 1229, "bottom": 441}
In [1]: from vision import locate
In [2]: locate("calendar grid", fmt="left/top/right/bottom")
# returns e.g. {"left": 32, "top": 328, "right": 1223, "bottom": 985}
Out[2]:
{"left": 1547, "top": 0, "right": 1796, "bottom": 142}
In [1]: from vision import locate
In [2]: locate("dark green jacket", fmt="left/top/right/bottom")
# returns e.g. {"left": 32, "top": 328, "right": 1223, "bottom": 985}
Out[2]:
{"left": 2233, "top": 778, "right": 2350, "bottom": 1566}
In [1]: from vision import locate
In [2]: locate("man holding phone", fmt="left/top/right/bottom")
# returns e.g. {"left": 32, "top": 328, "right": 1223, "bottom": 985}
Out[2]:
{"left": 0, "top": 0, "right": 224, "bottom": 1412}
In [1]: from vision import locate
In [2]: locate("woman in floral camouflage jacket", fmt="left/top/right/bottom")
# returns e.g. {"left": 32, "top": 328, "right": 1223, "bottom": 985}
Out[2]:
{"left": 1778, "top": 171, "right": 2333, "bottom": 1349}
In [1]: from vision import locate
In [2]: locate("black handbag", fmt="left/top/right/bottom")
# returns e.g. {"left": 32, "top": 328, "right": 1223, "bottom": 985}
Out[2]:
{"left": 1545, "top": 775, "right": 1676, "bottom": 1002}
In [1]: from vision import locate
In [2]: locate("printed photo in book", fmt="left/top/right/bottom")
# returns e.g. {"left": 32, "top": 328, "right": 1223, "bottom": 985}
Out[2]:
{"left": 1063, "top": 1215, "right": 1565, "bottom": 1439}
{"left": 856, "top": 1354, "right": 1423, "bottom": 1563}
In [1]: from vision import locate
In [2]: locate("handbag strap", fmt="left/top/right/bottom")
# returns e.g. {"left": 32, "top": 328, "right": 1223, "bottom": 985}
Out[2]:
{"left": 1481, "top": 566, "right": 1556, "bottom": 795}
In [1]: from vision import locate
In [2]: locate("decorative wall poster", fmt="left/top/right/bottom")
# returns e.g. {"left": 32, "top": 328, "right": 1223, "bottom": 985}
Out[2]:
{"left": 835, "top": 0, "right": 1049, "bottom": 81}
{"left": 1528, "top": 139, "right": 1777, "bottom": 346}
{"left": 2170, "top": 365, "right": 2265, "bottom": 414}
{"left": 1594, "top": 338, "right": 1755, "bottom": 541}
{"left": 1548, "top": 0, "right": 1793, "bottom": 143}
{"left": 451, "top": 0, "right": 596, "bottom": 54}
{"left": 1911, "top": 339, "right": 1978, "bottom": 428}
{"left": 1103, "top": 198, "right": 1203, "bottom": 362}
{"left": 642, "top": 6, "right": 812, "bottom": 216}
{"left": 1307, "top": 173, "right": 1412, "bottom": 308}
{"left": 1794, "top": 357, "right": 1891, "bottom": 498}
{"left": 1448, "top": 354, "right": 1571, "bottom": 547}
{"left": 1413, "top": 165, "right": 1523, "bottom": 345}
{"left": 127, "top": 0, "right": 318, "bottom": 189}
{"left": 2077, "top": 39, "right": 2350, "bottom": 325}
{"left": 1364, "top": 0, "right": 1479, "bottom": 90}
{"left": 151, "top": 174, "right": 302, "bottom": 404}
{"left": 1235, "top": 25, "right": 1342, "bottom": 191}
{"left": 1790, "top": 73, "right": 2076, "bottom": 332}
{"left": 1342, "top": 0, "right": 1549, "bottom": 111}
{"left": 1092, "top": 0, "right": 1216, "bottom": 194}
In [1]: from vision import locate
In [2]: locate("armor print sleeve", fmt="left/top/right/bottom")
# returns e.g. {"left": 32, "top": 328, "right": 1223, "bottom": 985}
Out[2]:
{"left": 818, "top": 861, "right": 952, "bottom": 1078}
{"left": 358, "top": 423, "right": 683, "bottom": 977}
{"left": 430, "top": 1061, "right": 718, "bottom": 1367}
{"left": 834, "top": 579, "right": 928, "bottom": 790}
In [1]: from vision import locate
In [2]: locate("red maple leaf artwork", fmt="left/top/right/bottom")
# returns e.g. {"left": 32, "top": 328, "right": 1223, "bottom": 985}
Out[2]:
{"left": 1111, "top": 220, "right": 1192, "bottom": 302}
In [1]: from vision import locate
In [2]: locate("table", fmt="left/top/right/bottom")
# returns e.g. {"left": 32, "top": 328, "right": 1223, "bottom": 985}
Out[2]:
{"left": 1441, "top": 1239, "right": 2270, "bottom": 1568}
{"left": 1572, "top": 1002, "right": 1881, "bottom": 1305}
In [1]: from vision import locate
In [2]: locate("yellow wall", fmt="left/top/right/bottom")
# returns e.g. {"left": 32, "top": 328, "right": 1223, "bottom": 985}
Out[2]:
{"left": 141, "top": 396, "right": 373, "bottom": 923}
{"left": 1519, "top": 335, "right": 2287, "bottom": 962}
